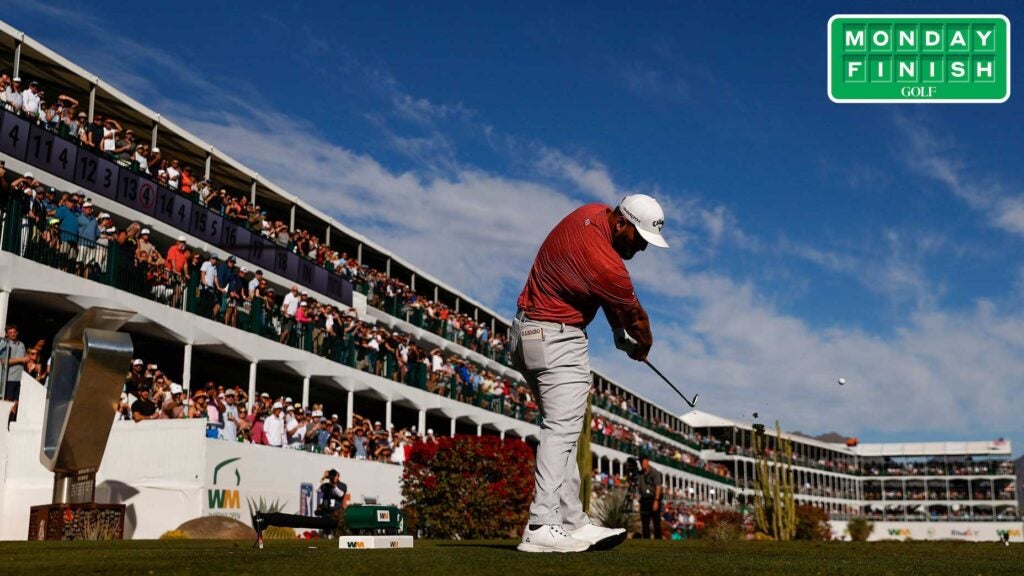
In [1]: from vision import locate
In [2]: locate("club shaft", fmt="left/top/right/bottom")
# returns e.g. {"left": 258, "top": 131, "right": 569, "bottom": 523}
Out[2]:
{"left": 643, "top": 359, "right": 697, "bottom": 407}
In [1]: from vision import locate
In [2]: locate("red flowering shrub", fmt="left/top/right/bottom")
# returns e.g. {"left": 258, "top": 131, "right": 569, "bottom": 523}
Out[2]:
{"left": 695, "top": 509, "right": 746, "bottom": 541}
{"left": 402, "top": 435, "right": 535, "bottom": 538}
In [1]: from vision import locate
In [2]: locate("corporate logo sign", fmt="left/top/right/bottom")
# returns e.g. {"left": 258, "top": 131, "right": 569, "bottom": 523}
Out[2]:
{"left": 828, "top": 15, "right": 1010, "bottom": 103}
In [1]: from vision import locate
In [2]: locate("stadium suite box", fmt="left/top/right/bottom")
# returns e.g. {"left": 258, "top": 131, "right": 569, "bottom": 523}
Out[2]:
{"left": 0, "top": 107, "right": 352, "bottom": 307}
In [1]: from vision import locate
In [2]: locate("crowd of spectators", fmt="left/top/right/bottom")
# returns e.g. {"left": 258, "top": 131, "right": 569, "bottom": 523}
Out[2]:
{"left": 591, "top": 415, "right": 731, "bottom": 480}
{"left": 861, "top": 459, "right": 1015, "bottom": 477}
{"left": 0, "top": 164, "right": 540, "bottom": 424}
{"left": 117, "top": 356, "right": 447, "bottom": 465}
{"left": 2, "top": 70, "right": 511, "bottom": 367}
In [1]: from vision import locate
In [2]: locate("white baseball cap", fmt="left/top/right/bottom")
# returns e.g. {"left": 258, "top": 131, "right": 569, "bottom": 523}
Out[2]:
{"left": 170, "top": 383, "right": 183, "bottom": 394}
{"left": 617, "top": 194, "right": 669, "bottom": 248}
{"left": 272, "top": 402, "right": 283, "bottom": 410}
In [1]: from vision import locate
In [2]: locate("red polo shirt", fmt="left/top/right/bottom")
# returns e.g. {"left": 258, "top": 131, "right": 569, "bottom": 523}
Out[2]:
{"left": 517, "top": 203, "right": 638, "bottom": 326}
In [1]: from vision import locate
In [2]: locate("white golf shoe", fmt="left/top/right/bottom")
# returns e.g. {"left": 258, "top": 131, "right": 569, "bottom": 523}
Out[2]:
{"left": 569, "top": 523, "right": 628, "bottom": 551}
{"left": 517, "top": 524, "right": 591, "bottom": 553}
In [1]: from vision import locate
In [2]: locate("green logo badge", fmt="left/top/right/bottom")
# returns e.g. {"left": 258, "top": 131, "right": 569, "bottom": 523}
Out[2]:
{"left": 828, "top": 15, "right": 1010, "bottom": 103}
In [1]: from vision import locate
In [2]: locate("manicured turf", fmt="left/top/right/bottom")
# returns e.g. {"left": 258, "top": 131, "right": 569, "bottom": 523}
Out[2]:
{"left": 1, "top": 538, "right": 1021, "bottom": 575}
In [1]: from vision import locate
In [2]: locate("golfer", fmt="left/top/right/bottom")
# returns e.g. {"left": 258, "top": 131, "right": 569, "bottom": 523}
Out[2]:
{"left": 512, "top": 194, "right": 669, "bottom": 553}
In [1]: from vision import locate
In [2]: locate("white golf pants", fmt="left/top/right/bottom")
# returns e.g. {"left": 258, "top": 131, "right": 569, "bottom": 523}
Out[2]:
{"left": 510, "top": 314, "right": 591, "bottom": 529}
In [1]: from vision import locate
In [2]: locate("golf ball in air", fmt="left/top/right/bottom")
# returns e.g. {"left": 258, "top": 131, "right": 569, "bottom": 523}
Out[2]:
{"left": 838, "top": 377, "right": 846, "bottom": 385}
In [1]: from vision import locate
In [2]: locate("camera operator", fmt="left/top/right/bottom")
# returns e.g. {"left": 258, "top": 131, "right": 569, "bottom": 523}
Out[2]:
{"left": 318, "top": 469, "right": 350, "bottom": 517}
{"left": 637, "top": 456, "right": 663, "bottom": 539}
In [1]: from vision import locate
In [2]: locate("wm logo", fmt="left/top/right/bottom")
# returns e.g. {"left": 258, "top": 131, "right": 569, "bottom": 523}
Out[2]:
{"left": 208, "top": 457, "right": 242, "bottom": 509}
{"left": 208, "top": 489, "right": 240, "bottom": 509}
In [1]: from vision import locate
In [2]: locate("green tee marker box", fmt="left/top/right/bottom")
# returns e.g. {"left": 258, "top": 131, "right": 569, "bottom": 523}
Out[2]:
{"left": 828, "top": 15, "right": 1010, "bottom": 103}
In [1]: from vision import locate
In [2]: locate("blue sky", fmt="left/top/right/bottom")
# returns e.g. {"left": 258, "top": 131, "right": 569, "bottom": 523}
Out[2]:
{"left": 6, "top": 1, "right": 1024, "bottom": 452}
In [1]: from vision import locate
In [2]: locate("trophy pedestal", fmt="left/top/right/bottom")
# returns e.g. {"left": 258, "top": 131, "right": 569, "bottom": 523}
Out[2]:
{"left": 27, "top": 503, "right": 126, "bottom": 541}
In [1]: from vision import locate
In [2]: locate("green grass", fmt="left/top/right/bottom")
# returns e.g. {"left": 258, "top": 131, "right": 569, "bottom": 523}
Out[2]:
{"left": 0, "top": 539, "right": 1020, "bottom": 575}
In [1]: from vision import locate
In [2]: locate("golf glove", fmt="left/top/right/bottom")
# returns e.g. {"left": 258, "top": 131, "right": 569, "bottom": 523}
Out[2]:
{"left": 613, "top": 328, "right": 638, "bottom": 356}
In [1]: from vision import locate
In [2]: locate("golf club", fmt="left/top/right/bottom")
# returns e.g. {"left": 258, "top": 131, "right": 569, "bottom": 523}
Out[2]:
{"left": 643, "top": 359, "right": 699, "bottom": 408}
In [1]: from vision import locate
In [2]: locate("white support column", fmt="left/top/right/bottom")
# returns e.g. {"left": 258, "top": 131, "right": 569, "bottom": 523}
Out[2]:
{"left": 181, "top": 343, "right": 193, "bottom": 395}
{"left": 499, "top": 430, "right": 505, "bottom": 440}
{"left": 289, "top": 204, "right": 296, "bottom": 231}
{"left": 325, "top": 226, "right": 331, "bottom": 246}
{"left": 356, "top": 243, "right": 363, "bottom": 266}
{"left": 418, "top": 409, "right": 426, "bottom": 435}
{"left": 151, "top": 118, "right": 159, "bottom": 148}
{"left": 449, "top": 417, "right": 456, "bottom": 437}
{"left": 385, "top": 258, "right": 391, "bottom": 277}
{"left": 204, "top": 152, "right": 212, "bottom": 180}
{"left": 385, "top": 400, "right": 392, "bottom": 430}
{"left": 0, "top": 290, "right": 10, "bottom": 335}
{"left": 247, "top": 361, "right": 257, "bottom": 410}
{"left": 12, "top": 38, "right": 22, "bottom": 78}
{"left": 346, "top": 390, "right": 354, "bottom": 429}
{"left": 433, "top": 286, "right": 439, "bottom": 302}
{"left": 250, "top": 180, "right": 257, "bottom": 205}
{"left": 456, "top": 297, "right": 461, "bottom": 313}
{"left": 410, "top": 274, "right": 416, "bottom": 291}
{"left": 301, "top": 376, "right": 310, "bottom": 408}
{"left": 476, "top": 423, "right": 482, "bottom": 436}
{"left": 87, "top": 84, "right": 96, "bottom": 123}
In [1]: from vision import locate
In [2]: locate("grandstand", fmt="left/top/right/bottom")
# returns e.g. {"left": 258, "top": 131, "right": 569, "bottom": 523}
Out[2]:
{"left": 0, "top": 19, "right": 1017, "bottom": 542}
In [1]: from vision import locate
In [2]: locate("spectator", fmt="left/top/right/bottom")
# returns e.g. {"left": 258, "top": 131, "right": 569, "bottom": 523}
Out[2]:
{"left": 222, "top": 388, "right": 239, "bottom": 441}
{"left": 180, "top": 166, "right": 194, "bottom": 196}
{"left": 165, "top": 235, "right": 188, "bottom": 274}
{"left": 265, "top": 402, "right": 285, "bottom": 447}
{"left": 160, "top": 383, "right": 186, "bottom": 419}
{"left": 279, "top": 285, "right": 300, "bottom": 343}
{"left": 224, "top": 265, "right": 248, "bottom": 327}
{"left": 131, "top": 386, "right": 158, "bottom": 422}
{"left": 1, "top": 323, "right": 29, "bottom": 417}
{"left": 136, "top": 228, "right": 164, "bottom": 266}
{"left": 21, "top": 80, "right": 42, "bottom": 118}
{"left": 100, "top": 118, "right": 122, "bottom": 155}
{"left": 87, "top": 114, "right": 105, "bottom": 151}
{"left": 25, "top": 344, "right": 49, "bottom": 382}
{"left": 166, "top": 159, "right": 181, "bottom": 191}
{"left": 188, "top": 389, "right": 209, "bottom": 420}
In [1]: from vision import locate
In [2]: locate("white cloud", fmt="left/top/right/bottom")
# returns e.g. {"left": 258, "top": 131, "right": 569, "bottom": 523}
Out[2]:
{"left": 897, "top": 114, "right": 1024, "bottom": 236}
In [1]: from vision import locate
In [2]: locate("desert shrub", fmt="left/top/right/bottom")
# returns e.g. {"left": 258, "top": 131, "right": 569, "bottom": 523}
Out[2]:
{"left": 795, "top": 505, "right": 831, "bottom": 541}
{"left": 696, "top": 509, "right": 745, "bottom": 541}
{"left": 590, "top": 488, "right": 633, "bottom": 531}
{"left": 159, "top": 530, "right": 189, "bottom": 540}
{"left": 402, "top": 435, "right": 534, "bottom": 539}
{"left": 847, "top": 517, "right": 874, "bottom": 542}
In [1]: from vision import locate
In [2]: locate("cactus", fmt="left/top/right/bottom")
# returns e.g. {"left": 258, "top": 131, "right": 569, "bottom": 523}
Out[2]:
{"left": 753, "top": 420, "right": 797, "bottom": 540}
{"left": 578, "top": 395, "right": 593, "bottom": 514}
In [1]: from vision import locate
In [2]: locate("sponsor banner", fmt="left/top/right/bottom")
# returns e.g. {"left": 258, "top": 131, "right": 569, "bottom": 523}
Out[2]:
{"left": 73, "top": 148, "right": 120, "bottom": 199}
{"left": 220, "top": 219, "right": 250, "bottom": 253}
{"left": 272, "top": 245, "right": 299, "bottom": 281}
{"left": 153, "top": 186, "right": 193, "bottom": 230}
{"left": 26, "top": 123, "right": 77, "bottom": 183}
{"left": 188, "top": 208, "right": 224, "bottom": 248}
{"left": 0, "top": 111, "right": 30, "bottom": 160}
{"left": 2, "top": 111, "right": 353, "bottom": 306}
{"left": 338, "top": 535, "right": 414, "bottom": 549}
{"left": 202, "top": 440, "right": 402, "bottom": 525}
{"left": 115, "top": 171, "right": 158, "bottom": 216}
{"left": 831, "top": 520, "right": 1024, "bottom": 542}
